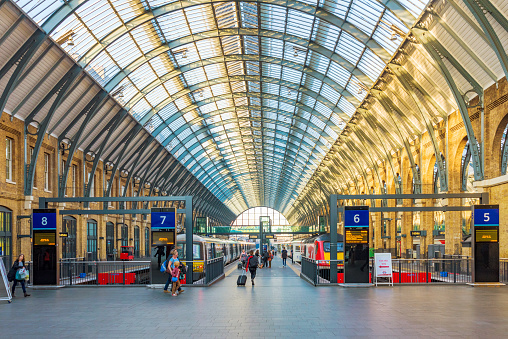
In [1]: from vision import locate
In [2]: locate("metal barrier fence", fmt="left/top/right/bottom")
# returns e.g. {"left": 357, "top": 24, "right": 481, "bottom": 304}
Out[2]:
{"left": 300, "top": 257, "right": 474, "bottom": 285}
{"left": 59, "top": 261, "right": 150, "bottom": 286}
{"left": 205, "top": 257, "right": 225, "bottom": 284}
{"left": 501, "top": 259, "right": 508, "bottom": 283}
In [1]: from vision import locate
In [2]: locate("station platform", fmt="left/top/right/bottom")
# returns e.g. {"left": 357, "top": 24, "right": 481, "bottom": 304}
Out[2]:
{"left": 2, "top": 256, "right": 508, "bottom": 338}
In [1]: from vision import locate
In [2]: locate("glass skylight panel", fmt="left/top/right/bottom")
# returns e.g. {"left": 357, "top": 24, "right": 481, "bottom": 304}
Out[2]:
{"left": 158, "top": 11, "right": 190, "bottom": 41}
{"left": 131, "top": 98, "right": 151, "bottom": 121}
{"left": 156, "top": 127, "right": 171, "bottom": 143}
{"left": 286, "top": 9, "right": 314, "bottom": 40}
{"left": 204, "top": 63, "right": 227, "bottom": 80}
{"left": 110, "top": 0, "right": 141, "bottom": 23}
{"left": 260, "top": 4, "right": 286, "bottom": 33}
{"left": 210, "top": 83, "right": 230, "bottom": 96}
{"left": 178, "top": 127, "right": 192, "bottom": 141}
{"left": 346, "top": 79, "right": 367, "bottom": 101}
{"left": 222, "top": 36, "right": 242, "bottom": 55}
{"left": 183, "top": 68, "right": 207, "bottom": 86}
{"left": 313, "top": 19, "right": 341, "bottom": 53}
{"left": 324, "top": 125, "right": 339, "bottom": 139}
{"left": 174, "top": 96, "right": 192, "bottom": 111}
{"left": 263, "top": 83, "right": 280, "bottom": 96}
{"left": 260, "top": 37, "right": 283, "bottom": 59}
{"left": 310, "top": 114, "right": 327, "bottom": 130}
{"left": 169, "top": 116, "right": 186, "bottom": 131}
{"left": 132, "top": 23, "right": 161, "bottom": 55}
{"left": 398, "top": 0, "right": 429, "bottom": 18}
{"left": 336, "top": 31, "right": 364, "bottom": 66}
{"left": 51, "top": 18, "right": 93, "bottom": 61}
{"left": 320, "top": 83, "right": 340, "bottom": 105}
{"left": 327, "top": 61, "right": 350, "bottom": 88}
{"left": 358, "top": 49, "right": 385, "bottom": 81}
{"left": 234, "top": 97, "right": 249, "bottom": 106}
{"left": 164, "top": 77, "right": 184, "bottom": 95}
{"left": 146, "top": 114, "right": 164, "bottom": 132}
{"left": 338, "top": 97, "right": 356, "bottom": 117}
{"left": 304, "top": 77, "right": 323, "bottom": 95}
{"left": 217, "top": 99, "right": 233, "bottom": 110}
{"left": 226, "top": 60, "right": 244, "bottom": 76}
{"left": 195, "top": 39, "right": 221, "bottom": 60}
{"left": 149, "top": 54, "right": 174, "bottom": 78}
{"left": 346, "top": 0, "right": 384, "bottom": 36}
{"left": 279, "top": 102, "right": 295, "bottom": 113}
{"left": 79, "top": 0, "right": 121, "bottom": 41}
{"left": 158, "top": 102, "right": 178, "bottom": 120}
{"left": 183, "top": 110, "right": 199, "bottom": 123}
{"left": 185, "top": 5, "right": 216, "bottom": 34}
{"left": 112, "top": 78, "right": 137, "bottom": 104}
{"left": 145, "top": 85, "right": 168, "bottom": 107}
{"left": 214, "top": 2, "right": 238, "bottom": 29}
{"left": 231, "top": 82, "right": 247, "bottom": 93}
{"left": 281, "top": 67, "right": 303, "bottom": 84}
{"left": 129, "top": 63, "right": 157, "bottom": 90}
{"left": 86, "top": 52, "right": 120, "bottom": 86}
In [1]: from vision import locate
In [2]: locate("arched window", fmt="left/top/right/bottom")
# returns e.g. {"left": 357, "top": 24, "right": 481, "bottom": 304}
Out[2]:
{"left": 0, "top": 206, "right": 13, "bottom": 267}
{"left": 62, "top": 216, "right": 76, "bottom": 259}
{"left": 87, "top": 219, "right": 97, "bottom": 261}
{"left": 120, "top": 224, "right": 128, "bottom": 247}
{"left": 106, "top": 222, "right": 114, "bottom": 260}
{"left": 134, "top": 226, "right": 140, "bottom": 258}
{"left": 501, "top": 124, "right": 508, "bottom": 174}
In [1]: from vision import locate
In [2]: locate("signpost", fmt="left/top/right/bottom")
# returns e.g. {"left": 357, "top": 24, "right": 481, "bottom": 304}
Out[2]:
{"left": 472, "top": 205, "right": 500, "bottom": 283}
{"left": 343, "top": 206, "right": 370, "bottom": 284}
{"left": 150, "top": 208, "right": 177, "bottom": 284}
{"left": 374, "top": 253, "right": 393, "bottom": 286}
{"left": 0, "top": 259, "right": 12, "bottom": 303}
{"left": 32, "top": 209, "right": 57, "bottom": 285}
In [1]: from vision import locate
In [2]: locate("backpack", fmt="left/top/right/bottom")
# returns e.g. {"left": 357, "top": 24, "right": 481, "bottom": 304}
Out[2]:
{"left": 160, "top": 260, "right": 167, "bottom": 273}
{"left": 248, "top": 255, "right": 258, "bottom": 268}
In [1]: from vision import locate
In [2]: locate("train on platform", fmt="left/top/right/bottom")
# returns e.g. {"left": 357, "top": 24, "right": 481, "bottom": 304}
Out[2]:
{"left": 175, "top": 234, "right": 256, "bottom": 281}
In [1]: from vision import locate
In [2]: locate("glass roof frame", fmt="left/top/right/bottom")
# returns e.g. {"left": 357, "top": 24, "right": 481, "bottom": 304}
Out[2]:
{"left": 13, "top": 0, "right": 428, "bottom": 213}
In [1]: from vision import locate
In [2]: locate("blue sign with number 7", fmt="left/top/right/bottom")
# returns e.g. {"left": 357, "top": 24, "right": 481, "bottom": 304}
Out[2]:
{"left": 151, "top": 208, "right": 176, "bottom": 229}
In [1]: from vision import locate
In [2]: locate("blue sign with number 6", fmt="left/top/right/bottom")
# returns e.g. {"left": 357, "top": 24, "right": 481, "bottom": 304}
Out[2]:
{"left": 344, "top": 209, "right": 369, "bottom": 228}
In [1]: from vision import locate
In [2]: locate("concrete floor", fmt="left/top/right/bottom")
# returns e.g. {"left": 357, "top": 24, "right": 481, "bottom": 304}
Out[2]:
{"left": 1, "top": 256, "right": 508, "bottom": 338}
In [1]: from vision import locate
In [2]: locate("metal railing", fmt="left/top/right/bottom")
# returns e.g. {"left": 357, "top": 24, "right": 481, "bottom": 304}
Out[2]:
{"left": 205, "top": 257, "right": 225, "bottom": 284}
{"left": 59, "top": 261, "right": 150, "bottom": 286}
{"left": 501, "top": 259, "right": 508, "bottom": 283}
{"left": 300, "top": 257, "right": 474, "bottom": 285}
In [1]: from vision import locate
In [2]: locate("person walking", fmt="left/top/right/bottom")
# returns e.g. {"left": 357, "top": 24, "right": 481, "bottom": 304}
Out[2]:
{"left": 240, "top": 249, "right": 248, "bottom": 268}
{"left": 169, "top": 261, "right": 181, "bottom": 296}
{"left": 246, "top": 250, "right": 258, "bottom": 285}
{"left": 267, "top": 250, "right": 273, "bottom": 268}
{"left": 262, "top": 250, "right": 269, "bottom": 268}
{"left": 163, "top": 249, "right": 184, "bottom": 294}
{"left": 281, "top": 247, "right": 288, "bottom": 267}
{"left": 8, "top": 254, "right": 30, "bottom": 297}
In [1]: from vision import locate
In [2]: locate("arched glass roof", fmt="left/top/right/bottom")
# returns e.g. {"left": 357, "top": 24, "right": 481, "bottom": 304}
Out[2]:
{"left": 13, "top": 0, "right": 428, "bottom": 215}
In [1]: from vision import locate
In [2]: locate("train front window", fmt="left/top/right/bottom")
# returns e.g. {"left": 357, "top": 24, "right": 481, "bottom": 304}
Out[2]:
{"left": 177, "top": 243, "right": 202, "bottom": 260}
{"left": 324, "top": 242, "right": 344, "bottom": 252}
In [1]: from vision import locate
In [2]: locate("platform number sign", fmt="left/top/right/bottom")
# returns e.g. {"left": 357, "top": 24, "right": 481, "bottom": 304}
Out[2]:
{"left": 32, "top": 209, "right": 57, "bottom": 230}
{"left": 344, "top": 206, "right": 369, "bottom": 228}
{"left": 151, "top": 208, "right": 176, "bottom": 230}
{"left": 473, "top": 205, "right": 499, "bottom": 226}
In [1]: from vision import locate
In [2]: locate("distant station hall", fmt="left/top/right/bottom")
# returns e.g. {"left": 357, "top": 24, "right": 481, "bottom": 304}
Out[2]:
{"left": 1, "top": 0, "right": 508, "bottom": 336}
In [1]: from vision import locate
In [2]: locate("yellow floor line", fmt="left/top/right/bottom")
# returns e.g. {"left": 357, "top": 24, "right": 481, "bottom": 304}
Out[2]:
{"left": 225, "top": 260, "right": 240, "bottom": 277}
{"left": 288, "top": 261, "right": 301, "bottom": 276}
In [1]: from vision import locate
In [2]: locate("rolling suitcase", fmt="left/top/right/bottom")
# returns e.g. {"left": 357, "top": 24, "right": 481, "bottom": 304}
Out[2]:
{"left": 237, "top": 270, "right": 247, "bottom": 286}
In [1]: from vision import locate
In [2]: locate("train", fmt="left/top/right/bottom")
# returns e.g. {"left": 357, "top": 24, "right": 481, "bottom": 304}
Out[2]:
{"left": 175, "top": 234, "right": 256, "bottom": 281}
{"left": 282, "top": 234, "right": 344, "bottom": 264}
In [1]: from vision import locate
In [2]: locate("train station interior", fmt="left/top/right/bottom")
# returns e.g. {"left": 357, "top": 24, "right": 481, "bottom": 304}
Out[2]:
{"left": 1, "top": 0, "right": 508, "bottom": 337}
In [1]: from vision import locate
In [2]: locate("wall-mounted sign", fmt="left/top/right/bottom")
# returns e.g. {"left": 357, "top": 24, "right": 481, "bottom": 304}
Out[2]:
{"left": 32, "top": 209, "right": 57, "bottom": 230}
{"left": 59, "top": 232, "right": 68, "bottom": 238}
{"left": 249, "top": 235, "right": 258, "bottom": 239}
{"left": 265, "top": 235, "right": 274, "bottom": 239}
{"left": 475, "top": 229, "right": 498, "bottom": 243}
{"left": 410, "top": 230, "right": 427, "bottom": 237}
{"left": 151, "top": 208, "right": 176, "bottom": 230}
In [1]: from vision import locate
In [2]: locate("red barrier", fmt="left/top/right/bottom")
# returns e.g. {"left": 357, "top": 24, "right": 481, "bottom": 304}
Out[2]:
{"left": 98, "top": 273, "right": 135, "bottom": 285}
{"left": 393, "top": 272, "right": 431, "bottom": 283}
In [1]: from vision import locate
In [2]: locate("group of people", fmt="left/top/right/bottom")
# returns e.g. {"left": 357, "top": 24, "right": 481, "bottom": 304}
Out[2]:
{"left": 238, "top": 246, "right": 289, "bottom": 286}
{"left": 163, "top": 249, "right": 185, "bottom": 296}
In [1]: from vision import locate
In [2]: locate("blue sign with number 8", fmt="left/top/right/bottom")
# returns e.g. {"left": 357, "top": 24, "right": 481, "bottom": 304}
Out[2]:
{"left": 33, "top": 210, "right": 57, "bottom": 230}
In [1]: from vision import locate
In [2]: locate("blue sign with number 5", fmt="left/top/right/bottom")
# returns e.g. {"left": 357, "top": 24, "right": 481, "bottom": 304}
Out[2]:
{"left": 151, "top": 209, "right": 176, "bottom": 229}
{"left": 473, "top": 208, "right": 499, "bottom": 226}
{"left": 33, "top": 210, "right": 57, "bottom": 230}
{"left": 344, "top": 209, "right": 369, "bottom": 228}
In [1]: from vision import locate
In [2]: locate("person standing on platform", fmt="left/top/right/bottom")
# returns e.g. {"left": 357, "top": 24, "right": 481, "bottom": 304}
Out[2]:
{"left": 8, "top": 254, "right": 30, "bottom": 297}
{"left": 281, "top": 247, "right": 288, "bottom": 267}
{"left": 246, "top": 250, "right": 258, "bottom": 285}
{"left": 267, "top": 250, "right": 273, "bottom": 268}
{"left": 262, "top": 250, "right": 269, "bottom": 268}
{"left": 164, "top": 249, "right": 184, "bottom": 294}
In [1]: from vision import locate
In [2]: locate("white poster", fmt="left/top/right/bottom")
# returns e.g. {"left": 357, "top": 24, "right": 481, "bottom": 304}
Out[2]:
{"left": 374, "top": 253, "right": 392, "bottom": 278}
